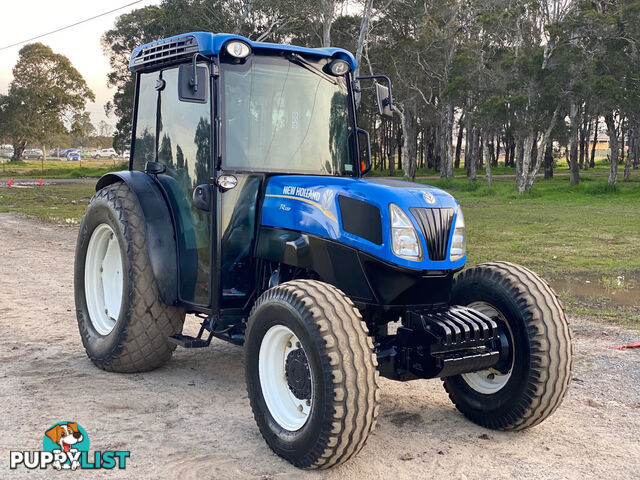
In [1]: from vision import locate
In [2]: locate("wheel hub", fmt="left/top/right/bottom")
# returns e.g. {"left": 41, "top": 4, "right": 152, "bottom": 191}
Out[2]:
{"left": 84, "top": 223, "right": 123, "bottom": 336}
{"left": 461, "top": 301, "right": 514, "bottom": 394}
{"left": 285, "top": 349, "right": 311, "bottom": 400}
{"left": 258, "top": 325, "right": 313, "bottom": 431}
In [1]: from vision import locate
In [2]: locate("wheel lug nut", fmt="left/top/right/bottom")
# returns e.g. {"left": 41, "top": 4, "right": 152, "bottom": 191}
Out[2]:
{"left": 295, "top": 341, "right": 300, "bottom": 348}
{"left": 287, "top": 341, "right": 292, "bottom": 348}
{"left": 487, "top": 373, "right": 495, "bottom": 380}
{"left": 298, "top": 404, "right": 303, "bottom": 412}
{"left": 306, "top": 399, "right": 311, "bottom": 406}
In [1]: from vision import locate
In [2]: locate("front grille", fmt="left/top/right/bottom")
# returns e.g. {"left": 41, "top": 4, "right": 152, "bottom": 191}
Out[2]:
{"left": 409, "top": 208, "right": 454, "bottom": 261}
{"left": 132, "top": 35, "right": 200, "bottom": 71}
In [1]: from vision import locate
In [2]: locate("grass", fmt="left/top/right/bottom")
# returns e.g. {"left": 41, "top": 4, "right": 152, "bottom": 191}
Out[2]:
{"left": 0, "top": 158, "right": 128, "bottom": 178}
{"left": 0, "top": 184, "right": 95, "bottom": 223}
{"left": 419, "top": 175, "right": 640, "bottom": 280}
{"left": 0, "top": 174, "right": 638, "bottom": 327}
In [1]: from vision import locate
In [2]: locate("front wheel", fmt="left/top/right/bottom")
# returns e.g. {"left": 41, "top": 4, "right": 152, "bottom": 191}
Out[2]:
{"left": 245, "top": 280, "right": 379, "bottom": 469}
{"left": 443, "top": 262, "right": 573, "bottom": 430}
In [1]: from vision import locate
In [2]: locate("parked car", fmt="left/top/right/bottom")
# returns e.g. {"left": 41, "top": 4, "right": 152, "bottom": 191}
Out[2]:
{"left": 0, "top": 145, "right": 14, "bottom": 158}
{"left": 95, "top": 148, "right": 117, "bottom": 159}
{"left": 121, "top": 150, "right": 130, "bottom": 159}
{"left": 66, "top": 150, "right": 81, "bottom": 161}
{"left": 22, "top": 149, "right": 43, "bottom": 159}
{"left": 81, "top": 149, "right": 98, "bottom": 158}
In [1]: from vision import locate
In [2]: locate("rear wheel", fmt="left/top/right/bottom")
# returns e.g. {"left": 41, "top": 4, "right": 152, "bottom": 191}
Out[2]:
{"left": 245, "top": 280, "right": 379, "bottom": 469}
{"left": 443, "top": 262, "right": 573, "bottom": 430}
{"left": 74, "top": 181, "right": 185, "bottom": 372}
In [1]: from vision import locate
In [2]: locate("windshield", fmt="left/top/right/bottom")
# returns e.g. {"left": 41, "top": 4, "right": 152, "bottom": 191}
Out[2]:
{"left": 221, "top": 55, "right": 355, "bottom": 175}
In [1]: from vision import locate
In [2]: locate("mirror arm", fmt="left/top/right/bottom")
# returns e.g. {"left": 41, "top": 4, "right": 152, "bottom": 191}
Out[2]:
{"left": 190, "top": 53, "right": 209, "bottom": 92}
{"left": 356, "top": 74, "right": 393, "bottom": 106}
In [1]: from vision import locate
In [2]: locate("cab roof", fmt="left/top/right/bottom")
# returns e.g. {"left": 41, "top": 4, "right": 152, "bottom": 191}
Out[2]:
{"left": 129, "top": 32, "right": 357, "bottom": 72}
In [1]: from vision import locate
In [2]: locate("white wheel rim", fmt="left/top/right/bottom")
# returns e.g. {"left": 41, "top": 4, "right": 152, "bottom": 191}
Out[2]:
{"left": 461, "top": 302, "right": 514, "bottom": 394}
{"left": 259, "top": 325, "right": 313, "bottom": 431}
{"left": 84, "top": 224, "right": 123, "bottom": 335}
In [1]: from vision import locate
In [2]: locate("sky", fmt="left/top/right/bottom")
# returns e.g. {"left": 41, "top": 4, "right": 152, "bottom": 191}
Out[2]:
{"left": 0, "top": 0, "right": 161, "bottom": 128}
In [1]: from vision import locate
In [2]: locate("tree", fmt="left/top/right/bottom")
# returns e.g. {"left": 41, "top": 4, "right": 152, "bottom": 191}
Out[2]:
{"left": 71, "top": 112, "right": 96, "bottom": 149}
{"left": 103, "top": 6, "right": 165, "bottom": 153}
{"left": 99, "top": 0, "right": 640, "bottom": 193}
{"left": 0, "top": 43, "right": 94, "bottom": 160}
{"left": 97, "top": 120, "right": 114, "bottom": 138}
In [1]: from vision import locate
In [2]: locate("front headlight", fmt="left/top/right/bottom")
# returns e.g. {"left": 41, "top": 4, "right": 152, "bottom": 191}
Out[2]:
{"left": 389, "top": 203, "right": 422, "bottom": 260}
{"left": 450, "top": 206, "right": 466, "bottom": 261}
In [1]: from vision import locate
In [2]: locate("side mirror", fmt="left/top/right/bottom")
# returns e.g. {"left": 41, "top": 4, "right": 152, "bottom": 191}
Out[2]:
{"left": 375, "top": 83, "right": 393, "bottom": 119}
{"left": 356, "top": 74, "right": 394, "bottom": 119}
{"left": 357, "top": 128, "right": 372, "bottom": 175}
{"left": 178, "top": 63, "right": 207, "bottom": 103}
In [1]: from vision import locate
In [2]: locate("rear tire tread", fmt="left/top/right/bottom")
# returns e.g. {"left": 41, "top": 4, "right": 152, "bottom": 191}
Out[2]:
{"left": 77, "top": 182, "right": 184, "bottom": 373}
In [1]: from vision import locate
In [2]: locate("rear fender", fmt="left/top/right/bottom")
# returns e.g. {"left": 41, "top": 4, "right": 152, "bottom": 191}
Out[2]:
{"left": 96, "top": 171, "right": 180, "bottom": 306}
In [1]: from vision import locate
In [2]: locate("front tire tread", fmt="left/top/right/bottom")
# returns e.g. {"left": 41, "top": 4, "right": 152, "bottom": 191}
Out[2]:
{"left": 246, "top": 280, "right": 379, "bottom": 469}
{"left": 444, "top": 261, "right": 572, "bottom": 430}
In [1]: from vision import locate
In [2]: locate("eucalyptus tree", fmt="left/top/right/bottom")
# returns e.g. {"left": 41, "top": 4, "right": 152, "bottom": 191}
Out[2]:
{"left": 368, "top": 0, "right": 464, "bottom": 180}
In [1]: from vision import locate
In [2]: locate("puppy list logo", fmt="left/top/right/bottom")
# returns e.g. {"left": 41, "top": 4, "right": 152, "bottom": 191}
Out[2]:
{"left": 10, "top": 421, "right": 130, "bottom": 470}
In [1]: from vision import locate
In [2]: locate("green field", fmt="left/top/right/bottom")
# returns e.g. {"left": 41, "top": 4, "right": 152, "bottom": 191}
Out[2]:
{"left": 1, "top": 174, "right": 638, "bottom": 327}
{"left": 0, "top": 158, "right": 128, "bottom": 178}
{"left": 422, "top": 176, "right": 640, "bottom": 279}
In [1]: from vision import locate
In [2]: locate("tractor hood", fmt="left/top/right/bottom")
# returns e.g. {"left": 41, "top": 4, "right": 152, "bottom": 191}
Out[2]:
{"left": 260, "top": 176, "right": 465, "bottom": 271}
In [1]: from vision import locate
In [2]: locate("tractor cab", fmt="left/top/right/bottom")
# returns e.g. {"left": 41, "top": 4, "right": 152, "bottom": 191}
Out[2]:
{"left": 124, "top": 32, "right": 393, "bottom": 315}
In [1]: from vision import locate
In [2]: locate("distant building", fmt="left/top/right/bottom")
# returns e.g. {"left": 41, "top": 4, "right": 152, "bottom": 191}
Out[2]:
{"left": 589, "top": 133, "right": 610, "bottom": 153}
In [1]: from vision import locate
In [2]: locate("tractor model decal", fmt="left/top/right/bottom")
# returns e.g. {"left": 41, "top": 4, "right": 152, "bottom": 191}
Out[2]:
{"left": 265, "top": 193, "right": 337, "bottom": 223}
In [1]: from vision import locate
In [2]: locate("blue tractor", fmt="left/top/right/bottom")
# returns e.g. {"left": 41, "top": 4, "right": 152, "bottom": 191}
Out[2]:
{"left": 74, "top": 32, "right": 572, "bottom": 469}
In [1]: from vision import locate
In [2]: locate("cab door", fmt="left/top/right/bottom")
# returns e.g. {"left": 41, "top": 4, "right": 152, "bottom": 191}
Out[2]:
{"left": 218, "top": 174, "right": 262, "bottom": 309}
{"left": 130, "top": 64, "right": 213, "bottom": 307}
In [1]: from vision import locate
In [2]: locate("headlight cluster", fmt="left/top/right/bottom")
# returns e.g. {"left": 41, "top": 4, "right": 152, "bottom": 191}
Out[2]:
{"left": 389, "top": 203, "right": 466, "bottom": 263}
{"left": 389, "top": 203, "right": 422, "bottom": 260}
{"left": 450, "top": 207, "right": 466, "bottom": 261}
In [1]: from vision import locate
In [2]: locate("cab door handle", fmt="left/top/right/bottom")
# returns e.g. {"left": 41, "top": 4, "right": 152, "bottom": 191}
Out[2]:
{"left": 193, "top": 184, "right": 212, "bottom": 211}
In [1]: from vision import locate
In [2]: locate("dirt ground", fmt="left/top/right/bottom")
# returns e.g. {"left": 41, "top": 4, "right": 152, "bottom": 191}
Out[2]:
{"left": 1, "top": 212, "right": 639, "bottom": 479}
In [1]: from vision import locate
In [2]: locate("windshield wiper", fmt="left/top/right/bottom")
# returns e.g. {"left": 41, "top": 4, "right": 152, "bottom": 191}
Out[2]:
{"left": 284, "top": 53, "right": 338, "bottom": 85}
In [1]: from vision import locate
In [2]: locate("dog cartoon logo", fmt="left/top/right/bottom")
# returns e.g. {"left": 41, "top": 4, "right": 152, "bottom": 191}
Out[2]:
{"left": 43, "top": 422, "right": 89, "bottom": 470}
{"left": 11, "top": 421, "right": 128, "bottom": 470}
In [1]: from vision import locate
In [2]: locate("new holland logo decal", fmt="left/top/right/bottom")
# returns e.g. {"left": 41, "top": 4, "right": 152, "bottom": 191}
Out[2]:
{"left": 422, "top": 191, "right": 436, "bottom": 204}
